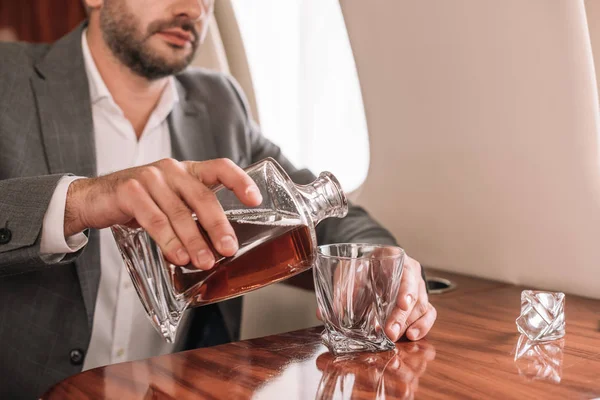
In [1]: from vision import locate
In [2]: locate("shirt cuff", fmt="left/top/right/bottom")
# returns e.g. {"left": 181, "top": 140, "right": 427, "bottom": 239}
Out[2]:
{"left": 40, "top": 176, "right": 89, "bottom": 257}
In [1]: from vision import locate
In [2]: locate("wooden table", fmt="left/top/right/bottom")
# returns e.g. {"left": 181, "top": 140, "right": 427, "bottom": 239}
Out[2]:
{"left": 42, "top": 270, "right": 600, "bottom": 399}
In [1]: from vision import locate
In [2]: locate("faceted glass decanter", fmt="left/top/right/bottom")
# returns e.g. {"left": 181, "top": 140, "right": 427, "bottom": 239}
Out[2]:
{"left": 111, "top": 158, "right": 348, "bottom": 342}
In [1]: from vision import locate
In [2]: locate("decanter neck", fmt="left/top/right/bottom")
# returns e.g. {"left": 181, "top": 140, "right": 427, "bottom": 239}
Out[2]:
{"left": 296, "top": 172, "right": 348, "bottom": 225}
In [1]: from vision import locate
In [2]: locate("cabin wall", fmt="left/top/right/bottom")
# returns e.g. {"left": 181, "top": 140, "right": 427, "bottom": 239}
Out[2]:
{"left": 342, "top": 0, "right": 600, "bottom": 299}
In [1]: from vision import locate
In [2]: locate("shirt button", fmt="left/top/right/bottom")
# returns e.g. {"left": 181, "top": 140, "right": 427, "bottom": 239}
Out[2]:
{"left": 0, "top": 228, "right": 11, "bottom": 245}
{"left": 69, "top": 348, "right": 85, "bottom": 366}
{"left": 116, "top": 348, "right": 125, "bottom": 357}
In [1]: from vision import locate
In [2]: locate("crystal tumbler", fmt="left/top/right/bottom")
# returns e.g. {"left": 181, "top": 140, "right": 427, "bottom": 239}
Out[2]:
{"left": 516, "top": 290, "right": 565, "bottom": 341}
{"left": 313, "top": 244, "right": 405, "bottom": 355}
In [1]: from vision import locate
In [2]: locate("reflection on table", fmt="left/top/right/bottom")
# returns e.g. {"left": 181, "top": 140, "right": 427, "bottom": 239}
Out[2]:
{"left": 42, "top": 270, "right": 600, "bottom": 400}
{"left": 514, "top": 334, "right": 564, "bottom": 384}
{"left": 315, "top": 341, "right": 436, "bottom": 399}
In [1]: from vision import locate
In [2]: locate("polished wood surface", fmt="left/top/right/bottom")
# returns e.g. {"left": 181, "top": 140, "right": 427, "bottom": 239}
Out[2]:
{"left": 43, "top": 270, "right": 600, "bottom": 399}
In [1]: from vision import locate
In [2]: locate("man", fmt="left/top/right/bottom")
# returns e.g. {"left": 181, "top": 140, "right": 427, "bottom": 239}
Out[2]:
{"left": 0, "top": 0, "right": 436, "bottom": 398}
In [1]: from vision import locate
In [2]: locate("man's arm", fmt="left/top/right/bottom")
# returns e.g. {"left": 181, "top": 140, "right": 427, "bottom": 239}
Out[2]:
{"left": 0, "top": 174, "right": 84, "bottom": 276}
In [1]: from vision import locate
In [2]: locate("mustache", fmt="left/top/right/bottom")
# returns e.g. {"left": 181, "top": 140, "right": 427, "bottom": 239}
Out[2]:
{"left": 147, "top": 17, "right": 199, "bottom": 43}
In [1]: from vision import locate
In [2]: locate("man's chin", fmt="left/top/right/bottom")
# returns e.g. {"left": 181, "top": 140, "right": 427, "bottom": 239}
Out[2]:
{"left": 149, "top": 41, "right": 194, "bottom": 65}
{"left": 138, "top": 47, "right": 188, "bottom": 69}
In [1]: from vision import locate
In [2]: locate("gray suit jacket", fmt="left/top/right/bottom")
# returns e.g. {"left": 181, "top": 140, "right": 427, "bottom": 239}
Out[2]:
{"left": 0, "top": 24, "right": 401, "bottom": 399}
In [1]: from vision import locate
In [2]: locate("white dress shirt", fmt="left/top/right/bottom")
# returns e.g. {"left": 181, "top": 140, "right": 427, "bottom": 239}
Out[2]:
{"left": 39, "top": 30, "right": 181, "bottom": 370}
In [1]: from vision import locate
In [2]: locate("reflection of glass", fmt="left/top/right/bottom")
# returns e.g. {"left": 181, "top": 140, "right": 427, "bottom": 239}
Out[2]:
{"left": 514, "top": 334, "right": 564, "bottom": 383}
{"left": 315, "top": 341, "right": 436, "bottom": 400}
{"left": 314, "top": 244, "right": 405, "bottom": 355}
{"left": 516, "top": 290, "right": 565, "bottom": 341}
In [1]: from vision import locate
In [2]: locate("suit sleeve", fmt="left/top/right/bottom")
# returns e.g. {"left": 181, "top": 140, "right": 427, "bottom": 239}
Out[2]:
{"left": 0, "top": 174, "right": 84, "bottom": 277}
{"left": 222, "top": 76, "right": 427, "bottom": 285}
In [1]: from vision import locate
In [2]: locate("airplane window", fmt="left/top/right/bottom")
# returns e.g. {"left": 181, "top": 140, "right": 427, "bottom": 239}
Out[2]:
{"left": 232, "top": 0, "right": 369, "bottom": 192}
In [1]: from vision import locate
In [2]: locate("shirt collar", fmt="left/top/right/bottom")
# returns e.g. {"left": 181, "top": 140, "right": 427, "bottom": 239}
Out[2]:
{"left": 81, "top": 29, "right": 111, "bottom": 105}
{"left": 81, "top": 29, "right": 179, "bottom": 114}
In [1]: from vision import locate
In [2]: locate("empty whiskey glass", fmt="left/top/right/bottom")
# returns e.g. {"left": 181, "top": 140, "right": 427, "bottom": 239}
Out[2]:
{"left": 516, "top": 290, "right": 565, "bottom": 341}
{"left": 314, "top": 244, "right": 405, "bottom": 355}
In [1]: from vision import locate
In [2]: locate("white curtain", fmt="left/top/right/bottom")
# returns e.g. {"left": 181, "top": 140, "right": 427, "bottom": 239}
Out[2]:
{"left": 231, "top": 0, "right": 370, "bottom": 192}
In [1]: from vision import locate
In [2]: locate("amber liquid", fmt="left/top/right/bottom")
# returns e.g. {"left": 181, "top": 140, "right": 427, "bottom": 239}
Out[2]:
{"left": 168, "top": 211, "right": 314, "bottom": 307}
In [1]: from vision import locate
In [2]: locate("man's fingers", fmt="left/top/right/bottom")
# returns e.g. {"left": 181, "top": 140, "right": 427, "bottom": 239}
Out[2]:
{"left": 153, "top": 158, "right": 239, "bottom": 259}
{"left": 406, "top": 303, "right": 437, "bottom": 341}
{"left": 117, "top": 179, "right": 187, "bottom": 266}
{"left": 176, "top": 174, "right": 239, "bottom": 259}
{"left": 186, "top": 159, "right": 263, "bottom": 206}
{"left": 403, "top": 277, "right": 430, "bottom": 330}
{"left": 396, "top": 257, "right": 420, "bottom": 310}
{"left": 92, "top": 158, "right": 262, "bottom": 267}
{"left": 386, "top": 257, "right": 421, "bottom": 340}
{"left": 180, "top": 159, "right": 265, "bottom": 258}
{"left": 140, "top": 167, "right": 215, "bottom": 269}
{"left": 385, "top": 306, "right": 411, "bottom": 341}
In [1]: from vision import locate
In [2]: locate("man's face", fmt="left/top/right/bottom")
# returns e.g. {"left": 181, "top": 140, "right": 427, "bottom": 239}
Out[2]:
{"left": 98, "top": 0, "right": 213, "bottom": 80}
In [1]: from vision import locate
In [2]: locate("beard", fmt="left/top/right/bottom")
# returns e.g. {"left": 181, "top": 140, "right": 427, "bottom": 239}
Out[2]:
{"left": 99, "top": 1, "right": 201, "bottom": 80}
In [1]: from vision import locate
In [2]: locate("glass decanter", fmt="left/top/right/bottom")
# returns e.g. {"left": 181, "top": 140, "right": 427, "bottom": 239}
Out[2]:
{"left": 111, "top": 158, "right": 348, "bottom": 342}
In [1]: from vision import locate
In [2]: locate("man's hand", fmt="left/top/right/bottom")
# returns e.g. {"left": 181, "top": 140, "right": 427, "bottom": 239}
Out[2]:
{"left": 315, "top": 251, "right": 436, "bottom": 342}
{"left": 384, "top": 255, "right": 437, "bottom": 341}
{"left": 64, "top": 158, "right": 262, "bottom": 269}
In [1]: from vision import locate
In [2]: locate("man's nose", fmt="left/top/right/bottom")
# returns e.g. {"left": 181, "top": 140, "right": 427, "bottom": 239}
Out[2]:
{"left": 172, "top": 0, "right": 213, "bottom": 22}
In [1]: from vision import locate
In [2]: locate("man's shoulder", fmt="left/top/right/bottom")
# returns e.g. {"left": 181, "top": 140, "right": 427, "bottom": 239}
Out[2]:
{"left": 0, "top": 41, "right": 51, "bottom": 76}
{"left": 175, "top": 67, "right": 248, "bottom": 113}
{"left": 175, "top": 67, "right": 230, "bottom": 89}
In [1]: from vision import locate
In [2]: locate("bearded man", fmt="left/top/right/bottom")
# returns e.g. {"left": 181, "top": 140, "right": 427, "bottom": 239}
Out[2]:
{"left": 0, "top": 1, "right": 436, "bottom": 397}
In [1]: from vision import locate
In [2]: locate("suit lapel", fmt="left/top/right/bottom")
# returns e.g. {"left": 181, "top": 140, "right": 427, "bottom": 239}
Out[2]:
{"left": 31, "top": 24, "right": 100, "bottom": 328}
{"left": 169, "top": 79, "right": 217, "bottom": 162}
